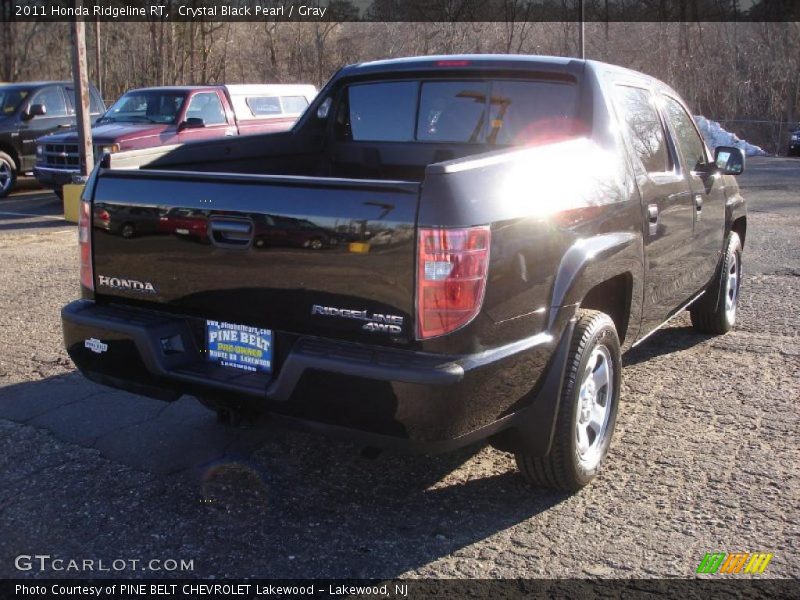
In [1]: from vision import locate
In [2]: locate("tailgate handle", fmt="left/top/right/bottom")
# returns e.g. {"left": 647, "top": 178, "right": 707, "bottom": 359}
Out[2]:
{"left": 209, "top": 217, "right": 253, "bottom": 249}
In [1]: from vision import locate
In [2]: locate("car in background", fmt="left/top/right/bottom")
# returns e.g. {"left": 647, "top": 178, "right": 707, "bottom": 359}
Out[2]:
{"left": 253, "top": 214, "right": 338, "bottom": 250}
{"left": 93, "top": 203, "right": 161, "bottom": 239}
{"left": 34, "top": 83, "right": 316, "bottom": 195}
{"left": 789, "top": 125, "right": 800, "bottom": 156}
{"left": 0, "top": 80, "right": 104, "bottom": 197}
{"left": 157, "top": 207, "right": 210, "bottom": 243}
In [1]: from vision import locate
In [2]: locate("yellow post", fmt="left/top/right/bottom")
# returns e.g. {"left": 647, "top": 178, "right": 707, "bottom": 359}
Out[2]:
{"left": 348, "top": 242, "right": 371, "bottom": 254}
{"left": 62, "top": 184, "right": 85, "bottom": 223}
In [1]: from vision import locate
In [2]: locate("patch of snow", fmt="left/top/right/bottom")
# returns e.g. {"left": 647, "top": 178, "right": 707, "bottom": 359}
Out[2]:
{"left": 694, "top": 116, "right": 768, "bottom": 157}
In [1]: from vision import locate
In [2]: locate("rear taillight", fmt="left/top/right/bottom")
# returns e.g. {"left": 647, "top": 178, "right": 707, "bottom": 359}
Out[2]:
{"left": 78, "top": 199, "right": 93, "bottom": 290}
{"left": 97, "top": 209, "right": 110, "bottom": 222}
{"left": 417, "top": 226, "right": 491, "bottom": 339}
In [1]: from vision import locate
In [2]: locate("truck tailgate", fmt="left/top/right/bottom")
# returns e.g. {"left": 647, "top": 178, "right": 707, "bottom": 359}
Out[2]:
{"left": 90, "top": 169, "right": 420, "bottom": 346}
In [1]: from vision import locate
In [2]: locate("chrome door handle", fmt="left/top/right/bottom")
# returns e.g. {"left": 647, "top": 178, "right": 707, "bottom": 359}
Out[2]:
{"left": 208, "top": 217, "right": 253, "bottom": 249}
{"left": 647, "top": 204, "right": 659, "bottom": 236}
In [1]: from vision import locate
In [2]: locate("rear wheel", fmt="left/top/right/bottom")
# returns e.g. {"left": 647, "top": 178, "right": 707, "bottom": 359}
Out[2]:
{"left": 121, "top": 223, "right": 135, "bottom": 239}
{"left": 515, "top": 310, "right": 621, "bottom": 492}
{"left": 690, "top": 232, "right": 742, "bottom": 334}
{"left": 0, "top": 152, "right": 16, "bottom": 198}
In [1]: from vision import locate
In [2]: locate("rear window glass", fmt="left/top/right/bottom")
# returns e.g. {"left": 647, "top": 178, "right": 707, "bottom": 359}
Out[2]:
{"left": 487, "top": 80, "right": 579, "bottom": 145}
{"left": 347, "top": 82, "right": 418, "bottom": 142}
{"left": 418, "top": 81, "right": 489, "bottom": 143}
{"left": 344, "top": 79, "right": 578, "bottom": 145}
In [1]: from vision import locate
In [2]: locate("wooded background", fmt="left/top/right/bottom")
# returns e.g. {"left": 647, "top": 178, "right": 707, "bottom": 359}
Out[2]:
{"left": 1, "top": 18, "right": 799, "bottom": 152}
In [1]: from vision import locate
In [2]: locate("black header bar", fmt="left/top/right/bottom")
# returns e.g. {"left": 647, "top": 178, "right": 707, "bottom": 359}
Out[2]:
{"left": 2, "top": 0, "right": 799, "bottom": 23}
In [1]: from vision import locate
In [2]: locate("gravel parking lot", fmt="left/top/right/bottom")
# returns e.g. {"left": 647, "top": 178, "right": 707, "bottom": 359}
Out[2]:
{"left": 0, "top": 160, "right": 798, "bottom": 580}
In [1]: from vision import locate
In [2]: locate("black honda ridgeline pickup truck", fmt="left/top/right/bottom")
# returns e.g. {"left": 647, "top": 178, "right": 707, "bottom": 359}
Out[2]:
{"left": 62, "top": 56, "right": 747, "bottom": 491}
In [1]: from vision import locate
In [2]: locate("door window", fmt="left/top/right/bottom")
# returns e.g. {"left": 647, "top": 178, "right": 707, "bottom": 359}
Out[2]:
{"left": 184, "top": 92, "right": 227, "bottom": 125}
{"left": 662, "top": 95, "right": 708, "bottom": 171}
{"left": 614, "top": 85, "right": 671, "bottom": 174}
{"left": 30, "top": 86, "right": 68, "bottom": 118}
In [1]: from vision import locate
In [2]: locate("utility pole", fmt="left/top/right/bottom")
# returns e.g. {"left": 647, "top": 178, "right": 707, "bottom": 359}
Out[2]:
{"left": 70, "top": 13, "right": 94, "bottom": 177}
{"left": 94, "top": 18, "right": 102, "bottom": 99}
{"left": 578, "top": 0, "right": 585, "bottom": 59}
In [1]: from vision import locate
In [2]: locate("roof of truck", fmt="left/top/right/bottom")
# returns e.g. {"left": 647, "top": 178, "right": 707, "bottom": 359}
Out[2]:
{"left": 123, "top": 86, "right": 224, "bottom": 93}
{"left": 0, "top": 80, "right": 74, "bottom": 88}
{"left": 124, "top": 84, "right": 317, "bottom": 96}
{"left": 347, "top": 54, "right": 587, "bottom": 76}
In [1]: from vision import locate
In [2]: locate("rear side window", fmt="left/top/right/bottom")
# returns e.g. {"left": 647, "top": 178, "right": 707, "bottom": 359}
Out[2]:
{"left": 90, "top": 90, "right": 104, "bottom": 114}
{"left": 280, "top": 95, "right": 309, "bottom": 114}
{"left": 66, "top": 87, "right": 105, "bottom": 114}
{"left": 662, "top": 95, "right": 708, "bottom": 171}
{"left": 348, "top": 82, "right": 418, "bottom": 142}
{"left": 614, "top": 85, "right": 670, "bottom": 174}
{"left": 246, "top": 96, "right": 281, "bottom": 116}
{"left": 344, "top": 79, "right": 579, "bottom": 145}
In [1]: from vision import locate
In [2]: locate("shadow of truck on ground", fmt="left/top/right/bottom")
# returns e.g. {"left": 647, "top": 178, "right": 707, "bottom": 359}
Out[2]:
{"left": 0, "top": 371, "right": 569, "bottom": 578}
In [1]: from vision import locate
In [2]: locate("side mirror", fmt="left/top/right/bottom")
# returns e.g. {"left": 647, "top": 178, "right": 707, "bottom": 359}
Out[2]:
{"left": 316, "top": 97, "right": 332, "bottom": 119}
{"left": 22, "top": 103, "right": 46, "bottom": 120}
{"left": 178, "top": 117, "right": 205, "bottom": 131}
{"left": 714, "top": 146, "right": 745, "bottom": 176}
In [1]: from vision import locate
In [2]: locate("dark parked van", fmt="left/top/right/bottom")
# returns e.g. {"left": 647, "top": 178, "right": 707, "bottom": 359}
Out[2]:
{"left": 0, "top": 81, "right": 104, "bottom": 197}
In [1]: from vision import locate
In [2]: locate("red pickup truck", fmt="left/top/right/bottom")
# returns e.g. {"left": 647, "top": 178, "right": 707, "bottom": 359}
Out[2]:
{"left": 34, "top": 83, "right": 316, "bottom": 194}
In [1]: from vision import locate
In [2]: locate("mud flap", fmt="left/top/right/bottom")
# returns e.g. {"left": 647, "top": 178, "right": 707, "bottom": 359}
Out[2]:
{"left": 490, "top": 316, "right": 576, "bottom": 457}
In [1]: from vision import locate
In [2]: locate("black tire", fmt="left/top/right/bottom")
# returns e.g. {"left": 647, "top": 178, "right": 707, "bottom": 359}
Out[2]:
{"left": 689, "top": 232, "right": 742, "bottom": 335}
{"left": 515, "top": 310, "right": 621, "bottom": 492}
{"left": 0, "top": 151, "right": 17, "bottom": 199}
{"left": 121, "top": 223, "right": 135, "bottom": 239}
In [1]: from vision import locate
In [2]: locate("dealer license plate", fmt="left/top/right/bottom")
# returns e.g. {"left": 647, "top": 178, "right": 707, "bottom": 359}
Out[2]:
{"left": 206, "top": 320, "right": 272, "bottom": 374}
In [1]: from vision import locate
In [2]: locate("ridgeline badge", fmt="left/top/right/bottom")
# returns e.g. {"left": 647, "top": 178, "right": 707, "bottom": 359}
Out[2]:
{"left": 310, "top": 304, "right": 403, "bottom": 334}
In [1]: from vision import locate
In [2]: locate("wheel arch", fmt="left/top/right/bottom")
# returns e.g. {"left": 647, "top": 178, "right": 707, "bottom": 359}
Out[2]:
{"left": 0, "top": 141, "right": 21, "bottom": 171}
{"left": 547, "top": 232, "right": 643, "bottom": 348}
{"left": 579, "top": 273, "right": 634, "bottom": 346}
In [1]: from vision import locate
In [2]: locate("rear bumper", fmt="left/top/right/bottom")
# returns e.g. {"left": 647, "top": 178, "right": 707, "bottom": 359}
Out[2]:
{"left": 62, "top": 300, "right": 569, "bottom": 453}
{"left": 33, "top": 166, "right": 77, "bottom": 190}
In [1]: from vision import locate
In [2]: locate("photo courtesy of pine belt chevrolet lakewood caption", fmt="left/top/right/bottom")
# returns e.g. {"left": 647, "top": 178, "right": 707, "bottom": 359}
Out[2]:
{"left": 61, "top": 55, "right": 747, "bottom": 492}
